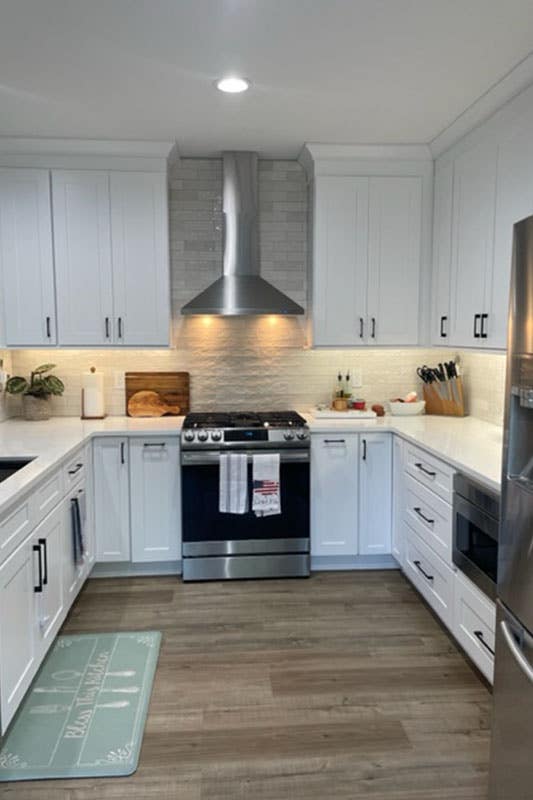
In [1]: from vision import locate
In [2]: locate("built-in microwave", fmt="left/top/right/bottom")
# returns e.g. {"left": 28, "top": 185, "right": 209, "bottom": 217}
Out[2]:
{"left": 453, "top": 473, "right": 500, "bottom": 599}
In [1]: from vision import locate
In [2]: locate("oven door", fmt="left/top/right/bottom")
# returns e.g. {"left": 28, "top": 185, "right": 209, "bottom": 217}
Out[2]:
{"left": 453, "top": 494, "right": 499, "bottom": 599}
{"left": 181, "top": 449, "right": 310, "bottom": 555}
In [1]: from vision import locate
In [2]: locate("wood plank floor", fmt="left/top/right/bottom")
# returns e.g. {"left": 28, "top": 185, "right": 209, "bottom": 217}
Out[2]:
{"left": 3, "top": 571, "right": 491, "bottom": 799}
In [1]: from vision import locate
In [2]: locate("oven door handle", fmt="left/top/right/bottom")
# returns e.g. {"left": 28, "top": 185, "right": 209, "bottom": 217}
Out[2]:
{"left": 181, "top": 450, "right": 310, "bottom": 466}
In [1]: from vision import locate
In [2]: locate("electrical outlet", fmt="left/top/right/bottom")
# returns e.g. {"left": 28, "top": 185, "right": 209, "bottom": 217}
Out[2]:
{"left": 351, "top": 368, "right": 362, "bottom": 389}
{"left": 113, "top": 370, "right": 124, "bottom": 390}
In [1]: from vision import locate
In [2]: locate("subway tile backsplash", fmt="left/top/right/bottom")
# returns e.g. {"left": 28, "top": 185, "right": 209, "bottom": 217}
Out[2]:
{"left": 4, "top": 158, "right": 507, "bottom": 427}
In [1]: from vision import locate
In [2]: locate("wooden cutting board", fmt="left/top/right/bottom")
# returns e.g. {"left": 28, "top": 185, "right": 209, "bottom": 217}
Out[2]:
{"left": 125, "top": 372, "right": 190, "bottom": 417}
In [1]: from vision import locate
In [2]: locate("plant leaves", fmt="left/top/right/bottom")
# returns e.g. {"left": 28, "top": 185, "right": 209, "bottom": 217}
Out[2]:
{"left": 41, "top": 375, "right": 65, "bottom": 396}
{"left": 33, "top": 363, "right": 56, "bottom": 375}
{"left": 5, "top": 376, "right": 29, "bottom": 394}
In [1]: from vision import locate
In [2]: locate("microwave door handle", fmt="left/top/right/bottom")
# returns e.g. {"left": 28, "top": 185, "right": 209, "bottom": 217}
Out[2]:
{"left": 501, "top": 620, "right": 533, "bottom": 684}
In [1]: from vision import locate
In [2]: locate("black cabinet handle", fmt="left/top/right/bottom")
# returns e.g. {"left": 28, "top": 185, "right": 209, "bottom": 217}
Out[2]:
{"left": 473, "top": 313, "right": 481, "bottom": 338}
{"left": 120, "top": 441, "right": 126, "bottom": 464}
{"left": 143, "top": 442, "right": 166, "bottom": 448}
{"left": 371, "top": 317, "right": 376, "bottom": 338}
{"left": 33, "top": 544, "right": 43, "bottom": 593}
{"left": 362, "top": 438, "right": 367, "bottom": 461}
{"left": 414, "top": 462, "right": 436, "bottom": 478}
{"left": 68, "top": 463, "right": 83, "bottom": 476}
{"left": 413, "top": 506, "right": 435, "bottom": 525}
{"left": 105, "top": 317, "right": 110, "bottom": 339}
{"left": 359, "top": 317, "right": 364, "bottom": 339}
{"left": 440, "top": 315, "right": 447, "bottom": 338}
{"left": 480, "top": 313, "right": 488, "bottom": 339}
{"left": 414, "top": 560, "right": 434, "bottom": 582}
{"left": 38, "top": 537, "right": 48, "bottom": 585}
{"left": 46, "top": 316, "right": 51, "bottom": 339}
{"left": 118, "top": 317, "right": 123, "bottom": 339}
{"left": 474, "top": 629, "right": 495, "bottom": 656}
{"left": 324, "top": 439, "right": 345, "bottom": 444}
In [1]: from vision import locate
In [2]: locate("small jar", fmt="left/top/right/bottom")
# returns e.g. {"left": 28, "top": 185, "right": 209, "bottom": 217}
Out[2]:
{"left": 352, "top": 398, "right": 366, "bottom": 411}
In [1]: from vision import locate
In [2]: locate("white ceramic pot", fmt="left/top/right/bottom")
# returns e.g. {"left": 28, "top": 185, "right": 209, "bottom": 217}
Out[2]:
{"left": 22, "top": 395, "right": 51, "bottom": 421}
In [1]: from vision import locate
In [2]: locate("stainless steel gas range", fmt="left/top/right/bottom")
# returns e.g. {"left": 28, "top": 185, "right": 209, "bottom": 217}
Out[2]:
{"left": 180, "top": 411, "right": 310, "bottom": 581}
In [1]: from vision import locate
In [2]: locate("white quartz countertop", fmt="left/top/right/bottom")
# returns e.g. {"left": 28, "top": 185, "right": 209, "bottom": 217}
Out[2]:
{"left": 305, "top": 413, "right": 503, "bottom": 492}
{"left": 0, "top": 412, "right": 502, "bottom": 516}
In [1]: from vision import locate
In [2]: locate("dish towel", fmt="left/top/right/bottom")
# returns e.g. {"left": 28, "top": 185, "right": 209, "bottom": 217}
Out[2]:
{"left": 219, "top": 453, "right": 249, "bottom": 514}
{"left": 252, "top": 453, "right": 281, "bottom": 517}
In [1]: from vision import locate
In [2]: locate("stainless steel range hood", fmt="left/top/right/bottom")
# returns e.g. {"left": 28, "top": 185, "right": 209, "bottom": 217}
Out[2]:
{"left": 181, "top": 152, "right": 304, "bottom": 316}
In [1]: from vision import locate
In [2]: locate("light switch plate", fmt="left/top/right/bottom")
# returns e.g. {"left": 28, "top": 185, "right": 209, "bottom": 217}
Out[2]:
{"left": 113, "top": 370, "right": 124, "bottom": 390}
{"left": 351, "top": 368, "right": 362, "bottom": 389}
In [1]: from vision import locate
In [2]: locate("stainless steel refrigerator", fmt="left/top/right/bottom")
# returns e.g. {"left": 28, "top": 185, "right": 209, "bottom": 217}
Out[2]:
{"left": 489, "top": 215, "right": 533, "bottom": 799}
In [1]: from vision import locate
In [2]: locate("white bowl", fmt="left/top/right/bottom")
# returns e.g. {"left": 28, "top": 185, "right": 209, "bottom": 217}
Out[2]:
{"left": 389, "top": 400, "right": 426, "bottom": 416}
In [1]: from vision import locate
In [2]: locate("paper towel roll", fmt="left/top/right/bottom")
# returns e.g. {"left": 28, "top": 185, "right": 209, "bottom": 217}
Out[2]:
{"left": 82, "top": 368, "right": 105, "bottom": 419}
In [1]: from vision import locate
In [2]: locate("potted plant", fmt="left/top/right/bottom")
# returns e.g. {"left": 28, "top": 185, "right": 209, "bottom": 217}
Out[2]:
{"left": 5, "top": 364, "right": 65, "bottom": 421}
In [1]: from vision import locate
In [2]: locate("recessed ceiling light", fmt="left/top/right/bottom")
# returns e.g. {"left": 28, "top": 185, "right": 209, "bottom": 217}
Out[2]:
{"left": 216, "top": 76, "right": 250, "bottom": 94}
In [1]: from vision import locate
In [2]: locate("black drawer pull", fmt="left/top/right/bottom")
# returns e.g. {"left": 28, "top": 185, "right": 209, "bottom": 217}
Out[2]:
{"left": 371, "top": 317, "right": 376, "bottom": 338}
{"left": 362, "top": 438, "right": 367, "bottom": 461}
{"left": 120, "top": 441, "right": 126, "bottom": 464}
{"left": 324, "top": 439, "right": 346, "bottom": 444}
{"left": 33, "top": 544, "right": 43, "bottom": 593}
{"left": 480, "top": 313, "right": 488, "bottom": 339}
{"left": 359, "top": 317, "right": 364, "bottom": 338}
{"left": 143, "top": 442, "right": 166, "bottom": 448}
{"left": 414, "top": 560, "right": 434, "bottom": 582}
{"left": 473, "top": 313, "right": 481, "bottom": 338}
{"left": 440, "top": 315, "right": 447, "bottom": 338}
{"left": 38, "top": 537, "right": 48, "bottom": 585}
{"left": 414, "top": 462, "right": 436, "bottom": 478}
{"left": 413, "top": 506, "right": 435, "bottom": 525}
{"left": 68, "top": 463, "right": 83, "bottom": 476}
{"left": 474, "top": 629, "right": 495, "bottom": 656}
{"left": 46, "top": 316, "right": 52, "bottom": 338}
{"left": 105, "top": 317, "right": 110, "bottom": 339}
{"left": 118, "top": 317, "right": 123, "bottom": 339}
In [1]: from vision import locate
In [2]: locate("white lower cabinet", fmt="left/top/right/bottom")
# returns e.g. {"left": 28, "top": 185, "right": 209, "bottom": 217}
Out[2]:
{"left": 311, "top": 434, "right": 359, "bottom": 556}
{"left": 130, "top": 438, "right": 181, "bottom": 562}
{"left": 93, "top": 437, "right": 131, "bottom": 562}
{"left": 359, "top": 433, "right": 392, "bottom": 555}
{"left": 453, "top": 571, "right": 496, "bottom": 682}
{"left": 0, "top": 535, "right": 40, "bottom": 731}
{"left": 34, "top": 504, "right": 64, "bottom": 649}
{"left": 404, "top": 525, "right": 455, "bottom": 629}
{"left": 403, "top": 473, "right": 452, "bottom": 563}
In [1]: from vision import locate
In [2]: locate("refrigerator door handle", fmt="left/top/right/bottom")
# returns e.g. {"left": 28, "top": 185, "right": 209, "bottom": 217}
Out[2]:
{"left": 501, "top": 620, "right": 533, "bottom": 684}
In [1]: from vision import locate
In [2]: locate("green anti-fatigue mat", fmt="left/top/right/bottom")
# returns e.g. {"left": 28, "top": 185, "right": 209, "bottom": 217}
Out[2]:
{"left": 0, "top": 631, "right": 161, "bottom": 781}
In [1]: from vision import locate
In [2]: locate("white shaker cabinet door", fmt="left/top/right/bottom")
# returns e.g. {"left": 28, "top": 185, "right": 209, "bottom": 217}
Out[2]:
{"left": 52, "top": 170, "right": 114, "bottom": 345}
{"left": 431, "top": 161, "right": 454, "bottom": 344}
{"left": 312, "top": 176, "right": 369, "bottom": 345}
{"left": 34, "top": 504, "right": 64, "bottom": 651}
{"left": 448, "top": 140, "right": 498, "bottom": 347}
{"left": 311, "top": 434, "right": 359, "bottom": 556}
{"left": 130, "top": 437, "right": 181, "bottom": 562}
{"left": 93, "top": 438, "right": 131, "bottom": 562}
{"left": 366, "top": 177, "right": 422, "bottom": 345}
{"left": 0, "top": 536, "right": 39, "bottom": 733}
{"left": 110, "top": 172, "right": 170, "bottom": 346}
{"left": 0, "top": 168, "right": 56, "bottom": 346}
{"left": 359, "top": 433, "right": 392, "bottom": 556}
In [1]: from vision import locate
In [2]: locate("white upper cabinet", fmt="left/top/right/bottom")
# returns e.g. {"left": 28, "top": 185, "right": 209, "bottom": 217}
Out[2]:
{"left": 0, "top": 169, "right": 56, "bottom": 346}
{"left": 110, "top": 172, "right": 170, "bottom": 346}
{"left": 431, "top": 161, "right": 454, "bottom": 344}
{"left": 367, "top": 177, "right": 422, "bottom": 345}
{"left": 313, "top": 176, "right": 368, "bottom": 345}
{"left": 52, "top": 170, "right": 114, "bottom": 346}
{"left": 304, "top": 146, "right": 431, "bottom": 347}
{"left": 448, "top": 141, "right": 498, "bottom": 347}
{"left": 358, "top": 433, "right": 392, "bottom": 555}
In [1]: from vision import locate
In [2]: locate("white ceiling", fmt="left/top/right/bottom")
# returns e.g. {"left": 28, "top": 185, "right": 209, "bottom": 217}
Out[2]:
{"left": 1, "top": 0, "right": 533, "bottom": 157}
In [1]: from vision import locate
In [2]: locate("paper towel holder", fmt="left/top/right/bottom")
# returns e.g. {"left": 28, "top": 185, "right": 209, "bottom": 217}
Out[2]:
{"left": 81, "top": 366, "right": 106, "bottom": 420}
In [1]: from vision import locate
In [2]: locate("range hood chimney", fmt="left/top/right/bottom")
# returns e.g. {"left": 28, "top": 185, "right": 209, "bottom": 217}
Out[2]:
{"left": 181, "top": 151, "right": 304, "bottom": 316}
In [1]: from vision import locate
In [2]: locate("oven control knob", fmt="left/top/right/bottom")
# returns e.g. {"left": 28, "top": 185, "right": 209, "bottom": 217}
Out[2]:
{"left": 211, "top": 430, "right": 222, "bottom": 442}
{"left": 197, "top": 431, "right": 209, "bottom": 442}
{"left": 284, "top": 430, "right": 295, "bottom": 441}
{"left": 297, "top": 431, "right": 308, "bottom": 440}
{"left": 183, "top": 430, "right": 195, "bottom": 442}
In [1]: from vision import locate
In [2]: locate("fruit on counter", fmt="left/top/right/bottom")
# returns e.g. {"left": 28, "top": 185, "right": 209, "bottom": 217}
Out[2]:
{"left": 371, "top": 403, "right": 385, "bottom": 417}
{"left": 390, "top": 391, "right": 418, "bottom": 404}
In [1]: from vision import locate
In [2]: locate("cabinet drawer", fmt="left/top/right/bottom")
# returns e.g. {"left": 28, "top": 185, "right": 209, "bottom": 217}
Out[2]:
{"left": 404, "top": 474, "right": 453, "bottom": 565}
{"left": 404, "top": 443, "right": 454, "bottom": 503}
{"left": 63, "top": 448, "right": 86, "bottom": 488}
{"left": 0, "top": 495, "right": 33, "bottom": 564}
{"left": 33, "top": 469, "right": 63, "bottom": 523}
{"left": 405, "top": 526, "right": 455, "bottom": 629}
{"left": 454, "top": 571, "right": 495, "bottom": 683}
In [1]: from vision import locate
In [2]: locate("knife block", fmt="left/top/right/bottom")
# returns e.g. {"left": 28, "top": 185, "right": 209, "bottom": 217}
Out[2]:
{"left": 423, "top": 377, "right": 466, "bottom": 416}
